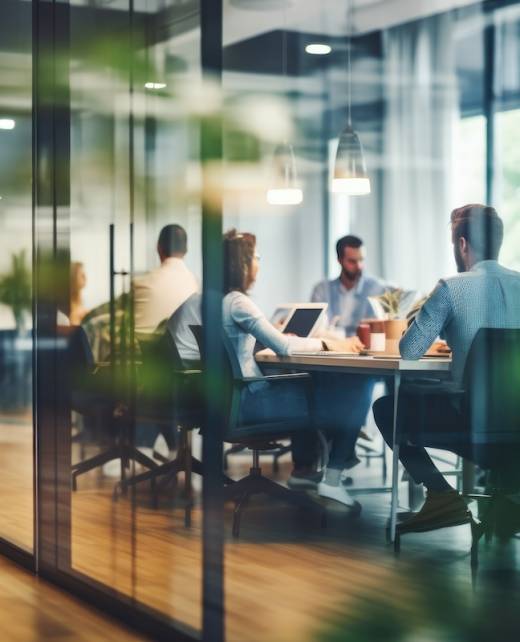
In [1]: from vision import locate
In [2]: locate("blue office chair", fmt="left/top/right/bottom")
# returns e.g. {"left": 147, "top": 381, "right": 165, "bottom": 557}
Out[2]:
{"left": 190, "top": 325, "right": 326, "bottom": 538}
{"left": 392, "top": 328, "right": 520, "bottom": 579}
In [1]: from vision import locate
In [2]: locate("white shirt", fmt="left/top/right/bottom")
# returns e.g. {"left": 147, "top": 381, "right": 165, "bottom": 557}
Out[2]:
{"left": 133, "top": 257, "right": 198, "bottom": 333}
{"left": 167, "top": 292, "right": 202, "bottom": 364}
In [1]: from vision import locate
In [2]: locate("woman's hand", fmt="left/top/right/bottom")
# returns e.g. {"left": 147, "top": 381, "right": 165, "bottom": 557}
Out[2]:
{"left": 322, "top": 336, "right": 365, "bottom": 353}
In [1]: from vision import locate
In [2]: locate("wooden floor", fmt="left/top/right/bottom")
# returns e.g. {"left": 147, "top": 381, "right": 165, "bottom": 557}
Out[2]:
{"left": 0, "top": 555, "right": 146, "bottom": 641}
{"left": 1, "top": 421, "right": 520, "bottom": 642}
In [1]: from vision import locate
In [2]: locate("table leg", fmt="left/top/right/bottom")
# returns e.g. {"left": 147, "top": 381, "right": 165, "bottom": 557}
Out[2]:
{"left": 389, "top": 372, "right": 401, "bottom": 542}
{"left": 462, "top": 460, "right": 476, "bottom": 495}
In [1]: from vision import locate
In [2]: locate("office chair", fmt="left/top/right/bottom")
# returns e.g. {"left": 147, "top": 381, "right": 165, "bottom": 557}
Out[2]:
{"left": 392, "top": 328, "right": 520, "bottom": 578}
{"left": 113, "top": 327, "right": 207, "bottom": 524}
{"left": 66, "top": 325, "right": 158, "bottom": 490}
{"left": 114, "top": 314, "right": 238, "bottom": 525}
{"left": 190, "top": 324, "right": 326, "bottom": 538}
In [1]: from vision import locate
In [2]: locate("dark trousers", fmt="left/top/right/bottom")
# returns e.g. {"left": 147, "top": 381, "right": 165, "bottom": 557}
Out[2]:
{"left": 372, "top": 393, "right": 473, "bottom": 491}
{"left": 292, "top": 373, "right": 376, "bottom": 470}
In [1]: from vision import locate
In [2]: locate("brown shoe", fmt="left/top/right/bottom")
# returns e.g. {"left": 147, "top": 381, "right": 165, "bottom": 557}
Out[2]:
{"left": 397, "top": 489, "right": 472, "bottom": 534}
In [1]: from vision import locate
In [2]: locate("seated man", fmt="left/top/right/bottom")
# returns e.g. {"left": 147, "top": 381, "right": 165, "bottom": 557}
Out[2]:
{"left": 311, "top": 234, "right": 386, "bottom": 337}
{"left": 291, "top": 235, "right": 386, "bottom": 485}
{"left": 133, "top": 223, "right": 198, "bottom": 333}
{"left": 373, "top": 204, "right": 520, "bottom": 532}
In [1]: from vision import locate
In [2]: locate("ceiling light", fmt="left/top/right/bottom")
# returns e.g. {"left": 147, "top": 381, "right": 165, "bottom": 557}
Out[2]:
{"left": 267, "top": 188, "right": 303, "bottom": 205}
{"left": 267, "top": 143, "right": 303, "bottom": 206}
{"left": 267, "top": 10, "right": 303, "bottom": 206}
{"left": 144, "top": 82, "right": 166, "bottom": 90}
{"left": 332, "top": 126, "right": 371, "bottom": 195}
{"left": 0, "top": 119, "right": 15, "bottom": 130}
{"left": 305, "top": 44, "right": 332, "bottom": 55}
{"left": 331, "top": 0, "right": 370, "bottom": 196}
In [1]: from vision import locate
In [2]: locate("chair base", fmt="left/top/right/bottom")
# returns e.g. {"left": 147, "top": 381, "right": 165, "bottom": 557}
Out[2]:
{"left": 115, "top": 430, "right": 234, "bottom": 527}
{"left": 223, "top": 466, "right": 327, "bottom": 538}
{"left": 223, "top": 443, "right": 292, "bottom": 474}
{"left": 71, "top": 444, "right": 158, "bottom": 491}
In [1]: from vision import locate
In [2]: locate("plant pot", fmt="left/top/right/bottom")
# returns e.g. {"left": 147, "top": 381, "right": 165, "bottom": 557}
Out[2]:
{"left": 384, "top": 319, "right": 408, "bottom": 355}
{"left": 384, "top": 319, "right": 408, "bottom": 340}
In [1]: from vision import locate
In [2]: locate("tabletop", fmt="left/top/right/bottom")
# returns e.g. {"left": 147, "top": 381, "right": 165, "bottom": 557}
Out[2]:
{"left": 255, "top": 350, "right": 451, "bottom": 377}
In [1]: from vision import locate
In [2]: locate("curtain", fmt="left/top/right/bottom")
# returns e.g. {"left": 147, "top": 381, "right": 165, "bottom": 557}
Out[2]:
{"left": 381, "top": 12, "right": 458, "bottom": 294}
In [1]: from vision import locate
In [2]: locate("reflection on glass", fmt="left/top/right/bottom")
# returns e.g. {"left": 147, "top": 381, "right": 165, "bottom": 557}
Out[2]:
{"left": 0, "top": 0, "right": 33, "bottom": 552}
{"left": 66, "top": 0, "right": 205, "bottom": 635}
{"left": 497, "top": 109, "right": 520, "bottom": 270}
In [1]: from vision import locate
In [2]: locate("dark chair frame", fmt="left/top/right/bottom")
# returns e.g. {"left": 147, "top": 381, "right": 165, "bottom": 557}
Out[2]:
{"left": 391, "top": 328, "right": 520, "bottom": 584}
{"left": 199, "top": 326, "right": 326, "bottom": 538}
{"left": 113, "top": 329, "right": 214, "bottom": 526}
{"left": 67, "top": 326, "right": 158, "bottom": 490}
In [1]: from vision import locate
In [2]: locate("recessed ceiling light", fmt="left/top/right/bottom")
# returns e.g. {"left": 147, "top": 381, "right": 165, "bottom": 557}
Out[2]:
{"left": 144, "top": 82, "right": 167, "bottom": 90}
{"left": 305, "top": 44, "right": 332, "bottom": 55}
{"left": 0, "top": 119, "right": 16, "bottom": 130}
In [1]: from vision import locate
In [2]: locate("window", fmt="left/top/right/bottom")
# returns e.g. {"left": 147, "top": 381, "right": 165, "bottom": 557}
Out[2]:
{"left": 496, "top": 108, "right": 520, "bottom": 269}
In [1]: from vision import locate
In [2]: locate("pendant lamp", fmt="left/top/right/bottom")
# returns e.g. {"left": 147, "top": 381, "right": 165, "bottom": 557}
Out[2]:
{"left": 332, "top": 1, "right": 371, "bottom": 196}
{"left": 266, "top": 142, "right": 303, "bottom": 205}
{"left": 267, "top": 10, "right": 303, "bottom": 206}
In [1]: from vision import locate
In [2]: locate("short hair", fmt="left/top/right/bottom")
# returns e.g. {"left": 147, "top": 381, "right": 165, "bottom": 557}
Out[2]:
{"left": 336, "top": 234, "right": 363, "bottom": 260}
{"left": 158, "top": 224, "right": 187, "bottom": 257}
{"left": 450, "top": 204, "right": 503, "bottom": 261}
{"left": 223, "top": 229, "right": 256, "bottom": 294}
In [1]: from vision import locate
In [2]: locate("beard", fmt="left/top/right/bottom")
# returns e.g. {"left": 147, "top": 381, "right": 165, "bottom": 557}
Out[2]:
{"left": 342, "top": 267, "right": 361, "bottom": 281}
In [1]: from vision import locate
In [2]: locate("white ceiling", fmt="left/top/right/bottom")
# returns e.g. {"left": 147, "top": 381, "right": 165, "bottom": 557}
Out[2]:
{"left": 223, "top": 0, "right": 483, "bottom": 45}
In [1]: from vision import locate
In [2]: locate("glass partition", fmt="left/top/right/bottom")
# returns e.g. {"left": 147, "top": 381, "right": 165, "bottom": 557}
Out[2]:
{"left": 62, "top": 0, "right": 204, "bottom": 635}
{"left": 0, "top": 0, "right": 33, "bottom": 553}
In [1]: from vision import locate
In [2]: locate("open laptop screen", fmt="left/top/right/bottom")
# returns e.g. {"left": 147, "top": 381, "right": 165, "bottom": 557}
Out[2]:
{"left": 283, "top": 307, "right": 324, "bottom": 337}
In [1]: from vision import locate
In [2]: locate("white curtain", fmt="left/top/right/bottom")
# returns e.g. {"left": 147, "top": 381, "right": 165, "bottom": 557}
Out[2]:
{"left": 382, "top": 12, "right": 458, "bottom": 294}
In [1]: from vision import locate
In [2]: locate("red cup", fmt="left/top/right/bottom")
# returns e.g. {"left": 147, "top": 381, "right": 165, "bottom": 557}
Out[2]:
{"left": 356, "top": 323, "right": 370, "bottom": 348}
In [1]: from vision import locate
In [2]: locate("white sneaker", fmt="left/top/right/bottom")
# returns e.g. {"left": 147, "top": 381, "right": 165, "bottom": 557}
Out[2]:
{"left": 138, "top": 446, "right": 154, "bottom": 459}
{"left": 102, "top": 459, "right": 122, "bottom": 478}
{"left": 318, "top": 481, "right": 357, "bottom": 507}
{"left": 152, "top": 433, "right": 170, "bottom": 460}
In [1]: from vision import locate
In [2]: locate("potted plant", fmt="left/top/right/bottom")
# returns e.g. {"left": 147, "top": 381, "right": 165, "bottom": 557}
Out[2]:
{"left": 369, "top": 289, "right": 416, "bottom": 353}
{"left": 0, "top": 250, "right": 32, "bottom": 333}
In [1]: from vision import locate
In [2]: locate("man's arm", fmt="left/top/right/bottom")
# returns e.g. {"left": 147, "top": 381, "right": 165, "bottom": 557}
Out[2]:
{"left": 399, "top": 280, "right": 452, "bottom": 360}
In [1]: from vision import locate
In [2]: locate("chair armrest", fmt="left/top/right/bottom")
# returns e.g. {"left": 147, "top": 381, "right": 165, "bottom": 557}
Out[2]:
{"left": 239, "top": 373, "right": 311, "bottom": 384}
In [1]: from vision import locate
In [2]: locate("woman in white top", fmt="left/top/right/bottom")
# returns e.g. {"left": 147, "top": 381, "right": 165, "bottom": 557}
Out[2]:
{"left": 223, "top": 230, "right": 375, "bottom": 508}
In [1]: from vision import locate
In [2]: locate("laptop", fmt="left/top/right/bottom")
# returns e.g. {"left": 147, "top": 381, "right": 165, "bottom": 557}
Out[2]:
{"left": 270, "top": 303, "right": 327, "bottom": 338}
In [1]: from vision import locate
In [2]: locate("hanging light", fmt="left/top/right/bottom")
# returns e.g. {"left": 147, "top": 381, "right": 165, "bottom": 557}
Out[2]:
{"left": 332, "top": 1, "right": 371, "bottom": 196}
{"left": 267, "top": 9, "right": 303, "bottom": 206}
{"left": 266, "top": 142, "right": 303, "bottom": 205}
{"left": 332, "top": 126, "right": 371, "bottom": 195}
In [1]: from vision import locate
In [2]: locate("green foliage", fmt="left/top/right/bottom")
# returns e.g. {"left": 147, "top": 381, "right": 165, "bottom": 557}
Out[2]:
{"left": 0, "top": 250, "right": 31, "bottom": 329}
{"left": 373, "top": 289, "right": 406, "bottom": 319}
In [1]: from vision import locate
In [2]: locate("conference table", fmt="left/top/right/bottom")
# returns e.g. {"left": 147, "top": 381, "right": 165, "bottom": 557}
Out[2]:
{"left": 255, "top": 349, "right": 452, "bottom": 542}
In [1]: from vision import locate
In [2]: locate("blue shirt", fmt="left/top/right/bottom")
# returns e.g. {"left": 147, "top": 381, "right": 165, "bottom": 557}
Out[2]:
{"left": 400, "top": 260, "right": 520, "bottom": 383}
{"left": 311, "top": 274, "right": 387, "bottom": 336}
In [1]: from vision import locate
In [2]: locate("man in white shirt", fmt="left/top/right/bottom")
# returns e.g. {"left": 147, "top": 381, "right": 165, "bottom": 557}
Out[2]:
{"left": 133, "top": 224, "right": 199, "bottom": 333}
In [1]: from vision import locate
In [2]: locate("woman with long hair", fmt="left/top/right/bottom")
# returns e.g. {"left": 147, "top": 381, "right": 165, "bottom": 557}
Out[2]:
{"left": 223, "top": 229, "right": 375, "bottom": 509}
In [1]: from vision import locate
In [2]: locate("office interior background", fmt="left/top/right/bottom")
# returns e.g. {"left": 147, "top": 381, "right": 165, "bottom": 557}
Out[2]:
{"left": 1, "top": 0, "right": 520, "bottom": 641}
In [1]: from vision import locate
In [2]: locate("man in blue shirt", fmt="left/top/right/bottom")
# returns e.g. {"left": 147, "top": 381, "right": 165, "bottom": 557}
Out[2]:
{"left": 373, "top": 204, "right": 520, "bottom": 533}
{"left": 311, "top": 235, "right": 386, "bottom": 337}
{"left": 289, "top": 236, "right": 386, "bottom": 491}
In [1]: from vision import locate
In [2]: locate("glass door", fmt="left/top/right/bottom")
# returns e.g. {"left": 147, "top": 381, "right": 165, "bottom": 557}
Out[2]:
{"left": 46, "top": 0, "right": 205, "bottom": 637}
{"left": 0, "top": 0, "right": 34, "bottom": 556}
